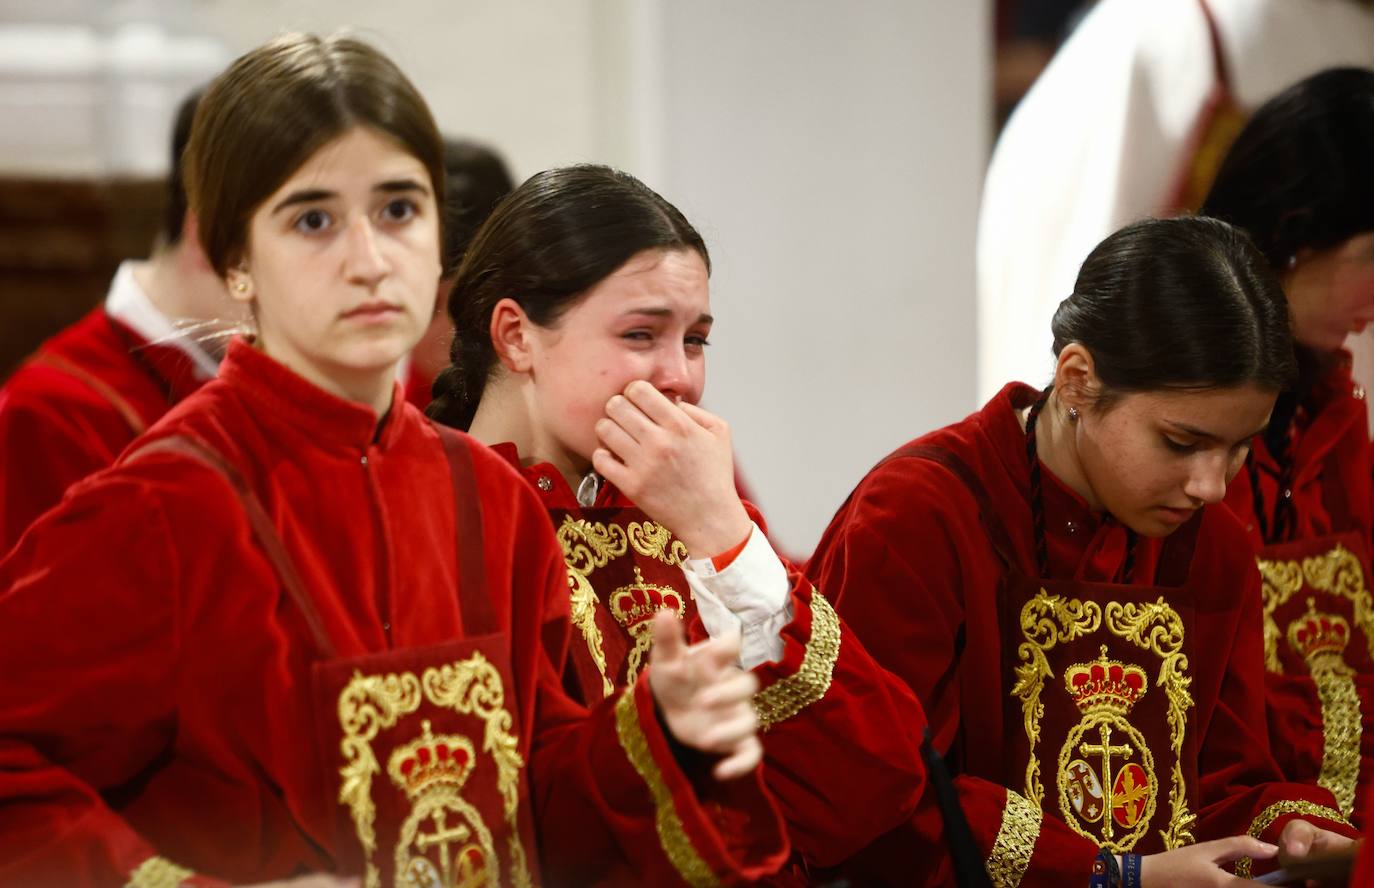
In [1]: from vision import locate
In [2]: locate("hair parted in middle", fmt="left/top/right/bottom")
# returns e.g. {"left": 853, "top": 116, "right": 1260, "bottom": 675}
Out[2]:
{"left": 182, "top": 32, "right": 445, "bottom": 278}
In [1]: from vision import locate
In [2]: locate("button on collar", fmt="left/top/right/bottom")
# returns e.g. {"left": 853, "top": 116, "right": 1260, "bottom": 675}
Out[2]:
{"left": 536, "top": 475, "right": 553, "bottom": 492}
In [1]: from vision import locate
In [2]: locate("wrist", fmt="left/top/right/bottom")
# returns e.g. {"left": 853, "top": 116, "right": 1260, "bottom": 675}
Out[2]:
{"left": 679, "top": 503, "right": 753, "bottom": 559}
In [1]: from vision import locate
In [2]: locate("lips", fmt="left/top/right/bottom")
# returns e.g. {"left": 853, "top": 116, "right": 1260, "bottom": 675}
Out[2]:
{"left": 1157, "top": 505, "right": 1196, "bottom": 524}
{"left": 342, "top": 301, "right": 402, "bottom": 319}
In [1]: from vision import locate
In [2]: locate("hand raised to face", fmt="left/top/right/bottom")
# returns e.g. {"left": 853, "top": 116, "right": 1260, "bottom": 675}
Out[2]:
{"left": 592, "top": 380, "right": 752, "bottom": 559}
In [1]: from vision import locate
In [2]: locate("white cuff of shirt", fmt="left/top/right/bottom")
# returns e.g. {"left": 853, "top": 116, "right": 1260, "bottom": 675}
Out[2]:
{"left": 680, "top": 523, "right": 792, "bottom": 670}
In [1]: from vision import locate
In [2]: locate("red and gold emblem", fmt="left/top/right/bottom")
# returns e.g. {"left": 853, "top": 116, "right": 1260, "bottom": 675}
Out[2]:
{"left": 387, "top": 720, "right": 496, "bottom": 888}
{"left": 610, "top": 567, "right": 687, "bottom": 683}
{"left": 1056, "top": 647, "right": 1158, "bottom": 848}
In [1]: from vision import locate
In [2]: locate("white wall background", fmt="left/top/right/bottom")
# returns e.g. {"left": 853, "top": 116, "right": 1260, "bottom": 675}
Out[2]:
{"left": 0, "top": 0, "right": 990, "bottom": 554}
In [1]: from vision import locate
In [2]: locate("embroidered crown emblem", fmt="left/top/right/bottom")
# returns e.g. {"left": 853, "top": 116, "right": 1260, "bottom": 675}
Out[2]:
{"left": 386, "top": 719, "right": 477, "bottom": 799}
{"left": 1064, "top": 646, "right": 1148, "bottom": 715}
{"left": 1288, "top": 598, "right": 1351, "bottom": 661}
{"left": 610, "top": 566, "right": 685, "bottom": 632}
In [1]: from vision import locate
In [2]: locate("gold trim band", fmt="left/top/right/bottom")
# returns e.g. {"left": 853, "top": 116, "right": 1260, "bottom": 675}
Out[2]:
{"left": 986, "top": 788, "right": 1041, "bottom": 888}
{"left": 125, "top": 856, "right": 193, "bottom": 888}
{"left": 753, "top": 588, "right": 841, "bottom": 730}
{"left": 614, "top": 689, "right": 721, "bottom": 887}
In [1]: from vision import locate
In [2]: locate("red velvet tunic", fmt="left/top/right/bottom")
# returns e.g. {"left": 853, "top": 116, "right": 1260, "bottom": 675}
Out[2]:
{"left": 807, "top": 382, "right": 1353, "bottom": 887}
{"left": 1223, "top": 358, "right": 1374, "bottom": 826}
{"left": 0, "top": 340, "right": 787, "bottom": 887}
{"left": 489, "top": 443, "right": 929, "bottom": 873}
{"left": 0, "top": 308, "right": 207, "bottom": 552}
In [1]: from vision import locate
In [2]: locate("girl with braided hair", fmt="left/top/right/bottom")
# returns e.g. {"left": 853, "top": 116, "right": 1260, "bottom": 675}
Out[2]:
{"left": 808, "top": 216, "right": 1357, "bottom": 886}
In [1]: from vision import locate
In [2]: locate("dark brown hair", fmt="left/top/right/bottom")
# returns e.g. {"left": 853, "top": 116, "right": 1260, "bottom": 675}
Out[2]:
{"left": 1052, "top": 216, "right": 1296, "bottom": 404}
{"left": 183, "top": 33, "right": 444, "bottom": 276}
{"left": 427, "top": 164, "right": 709, "bottom": 430}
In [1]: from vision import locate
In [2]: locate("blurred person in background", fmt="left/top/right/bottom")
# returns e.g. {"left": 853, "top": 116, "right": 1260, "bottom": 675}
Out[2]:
{"left": 0, "top": 89, "right": 243, "bottom": 552}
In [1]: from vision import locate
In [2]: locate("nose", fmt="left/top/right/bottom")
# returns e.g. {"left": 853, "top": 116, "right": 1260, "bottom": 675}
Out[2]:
{"left": 650, "top": 343, "right": 694, "bottom": 403}
{"left": 343, "top": 214, "right": 388, "bottom": 286}
{"left": 1182, "top": 454, "right": 1229, "bottom": 505}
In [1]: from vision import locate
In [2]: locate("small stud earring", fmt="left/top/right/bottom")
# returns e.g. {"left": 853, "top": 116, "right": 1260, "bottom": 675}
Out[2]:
{"left": 234, "top": 280, "right": 249, "bottom": 293}
{"left": 1067, "top": 406, "right": 1080, "bottom": 422}
{"left": 1286, "top": 254, "right": 1299, "bottom": 270}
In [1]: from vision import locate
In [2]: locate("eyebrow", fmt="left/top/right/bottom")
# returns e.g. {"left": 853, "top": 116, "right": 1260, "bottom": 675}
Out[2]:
{"left": 621, "top": 307, "right": 714, "bottom": 325}
{"left": 270, "top": 178, "right": 430, "bottom": 215}
{"left": 1165, "top": 420, "right": 1268, "bottom": 445}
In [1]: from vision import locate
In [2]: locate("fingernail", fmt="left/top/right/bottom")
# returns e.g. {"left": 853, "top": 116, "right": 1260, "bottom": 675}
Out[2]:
{"left": 1258, "top": 842, "right": 1278, "bottom": 853}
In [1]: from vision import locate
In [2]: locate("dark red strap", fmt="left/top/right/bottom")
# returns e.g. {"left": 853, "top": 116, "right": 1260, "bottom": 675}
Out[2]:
{"left": 431, "top": 422, "right": 495, "bottom": 638}
{"left": 30, "top": 352, "right": 148, "bottom": 436}
{"left": 883, "top": 443, "right": 1023, "bottom": 574}
{"left": 124, "top": 435, "right": 336, "bottom": 658}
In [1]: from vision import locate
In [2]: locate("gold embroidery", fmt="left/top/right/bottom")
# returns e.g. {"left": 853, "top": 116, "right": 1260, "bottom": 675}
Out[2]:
{"left": 1287, "top": 600, "right": 1362, "bottom": 817}
{"left": 1011, "top": 591, "right": 1196, "bottom": 852}
{"left": 1259, "top": 559, "right": 1306, "bottom": 673}
{"left": 985, "top": 788, "right": 1041, "bottom": 888}
{"left": 1233, "top": 800, "right": 1351, "bottom": 878}
{"left": 1056, "top": 647, "right": 1158, "bottom": 851}
{"left": 628, "top": 520, "right": 690, "bottom": 566}
{"left": 1105, "top": 600, "right": 1196, "bottom": 849}
{"left": 753, "top": 588, "right": 841, "bottom": 730}
{"left": 389, "top": 721, "right": 498, "bottom": 887}
{"left": 338, "top": 653, "right": 532, "bottom": 888}
{"left": 610, "top": 567, "right": 687, "bottom": 684}
{"left": 1259, "top": 544, "right": 1374, "bottom": 674}
{"left": 558, "top": 516, "right": 627, "bottom": 697}
{"left": 1013, "top": 590, "right": 1102, "bottom": 807}
{"left": 556, "top": 516, "right": 691, "bottom": 696}
{"left": 125, "top": 856, "right": 193, "bottom": 888}
{"left": 614, "top": 689, "right": 721, "bottom": 888}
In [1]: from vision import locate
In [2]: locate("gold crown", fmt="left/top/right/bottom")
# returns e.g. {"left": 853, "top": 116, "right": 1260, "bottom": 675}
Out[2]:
{"left": 610, "top": 567, "right": 684, "bottom": 631}
{"left": 1064, "top": 646, "right": 1148, "bottom": 714}
{"left": 1288, "top": 599, "right": 1351, "bottom": 661}
{"left": 387, "top": 720, "right": 476, "bottom": 799}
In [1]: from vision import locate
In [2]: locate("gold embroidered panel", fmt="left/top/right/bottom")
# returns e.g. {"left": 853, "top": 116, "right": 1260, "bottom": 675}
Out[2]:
{"left": 1258, "top": 541, "right": 1373, "bottom": 818}
{"left": 1012, "top": 589, "right": 1196, "bottom": 853}
{"left": 556, "top": 512, "right": 691, "bottom": 697}
{"left": 336, "top": 652, "right": 532, "bottom": 888}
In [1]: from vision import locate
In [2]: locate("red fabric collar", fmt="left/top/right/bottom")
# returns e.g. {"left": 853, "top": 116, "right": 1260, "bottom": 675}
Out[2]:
{"left": 218, "top": 338, "right": 409, "bottom": 453}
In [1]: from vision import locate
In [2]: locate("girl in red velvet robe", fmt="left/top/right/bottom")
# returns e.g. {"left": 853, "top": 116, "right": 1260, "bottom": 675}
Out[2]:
{"left": 1202, "top": 68, "right": 1374, "bottom": 827}
{"left": 0, "top": 35, "right": 787, "bottom": 888}
{"left": 425, "top": 165, "right": 930, "bottom": 878}
{"left": 808, "top": 217, "right": 1357, "bottom": 886}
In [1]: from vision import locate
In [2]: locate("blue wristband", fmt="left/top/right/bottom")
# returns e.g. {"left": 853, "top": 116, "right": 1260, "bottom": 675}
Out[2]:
{"left": 1120, "top": 853, "right": 1142, "bottom": 888}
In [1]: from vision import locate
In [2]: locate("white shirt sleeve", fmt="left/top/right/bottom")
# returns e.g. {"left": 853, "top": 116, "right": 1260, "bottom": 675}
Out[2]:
{"left": 680, "top": 522, "right": 793, "bottom": 670}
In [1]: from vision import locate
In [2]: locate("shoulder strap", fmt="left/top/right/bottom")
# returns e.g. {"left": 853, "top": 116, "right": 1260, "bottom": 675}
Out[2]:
{"left": 124, "top": 435, "right": 336, "bottom": 658}
{"left": 30, "top": 351, "right": 148, "bottom": 436}
{"left": 431, "top": 422, "right": 496, "bottom": 637}
{"left": 883, "top": 442, "right": 1022, "bottom": 572}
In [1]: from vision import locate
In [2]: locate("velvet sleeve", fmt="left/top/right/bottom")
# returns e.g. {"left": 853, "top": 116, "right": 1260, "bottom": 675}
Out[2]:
{"left": 0, "top": 466, "right": 226, "bottom": 888}
{"left": 805, "top": 459, "right": 1099, "bottom": 886}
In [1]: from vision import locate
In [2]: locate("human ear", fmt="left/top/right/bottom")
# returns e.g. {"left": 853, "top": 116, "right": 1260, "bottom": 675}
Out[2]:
{"left": 489, "top": 298, "right": 535, "bottom": 374}
{"left": 226, "top": 259, "right": 254, "bottom": 304}
{"left": 1053, "top": 343, "right": 1099, "bottom": 414}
